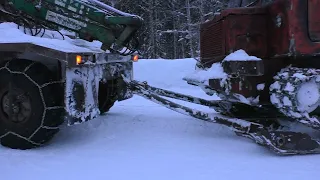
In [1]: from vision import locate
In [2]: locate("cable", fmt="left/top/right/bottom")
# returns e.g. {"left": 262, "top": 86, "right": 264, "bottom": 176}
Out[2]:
{"left": 16, "top": 15, "right": 65, "bottom": 40}
{"left": 4, "top": 1, "right": 140, "bottom": 55}
{"left": 110, "top": 34, "right": 141, "bottom": 56}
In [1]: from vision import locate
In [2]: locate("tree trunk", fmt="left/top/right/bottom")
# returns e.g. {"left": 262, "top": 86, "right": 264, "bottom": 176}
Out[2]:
{"left": 148, "top": 0, "right": 155, "bottom": 58}
{"left": 227, "top": 0, "right": 242, "bottom": 7}
{"left": 186, "top": 0, "right": 194, "bottom": 57}
{"left": 172, "top": 8, "right": 177, "bottom": 59}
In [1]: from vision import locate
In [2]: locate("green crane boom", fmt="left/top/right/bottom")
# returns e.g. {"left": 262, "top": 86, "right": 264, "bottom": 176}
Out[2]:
{"left": 0, "top": 0, "right": 143, "bottom": 54}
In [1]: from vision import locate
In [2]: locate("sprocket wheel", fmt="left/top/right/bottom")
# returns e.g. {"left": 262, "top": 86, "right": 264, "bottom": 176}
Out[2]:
{"left": 269, "top": 67, "right": 320, "bottom": 129}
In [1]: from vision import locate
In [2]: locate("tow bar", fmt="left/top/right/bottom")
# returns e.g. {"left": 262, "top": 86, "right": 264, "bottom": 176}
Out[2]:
{"left": 122, "top": 77, "right": 320, "bottom": 155}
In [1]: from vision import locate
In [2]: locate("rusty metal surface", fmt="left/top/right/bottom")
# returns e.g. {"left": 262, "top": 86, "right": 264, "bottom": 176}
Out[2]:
{"left": 268, "top": 0, "right": 320, "bottom": 56}
{"left": 222, "top": 60, "right": 264, "bottom": 76}
{"left": 208, "top": 76, "right": 260, "bottom": 102}
{"left": 200, "top": 20, "right": 225, "bottom": 67}
{"left": 212, "top": 6, "right": 267, "bottom": 22}
{"left": 198, "top": 0, "right": 320, "bottom": 105}
{"left": 200, "top": 0, "right": 320, "bottom": 64}
{"left": 289, "top": 0, "right": 320, "bottom": 55}
{"left": 308, "top": 0, "right": 320, "bottom": 41}
{"left": 265, "top": 0, "right": 290, "bottom": 56}
{"left": 225, "top": 14, "right": 267, "bottom": 58}
{"left": 200, "top": 5, "right": 268, "bottom": 67}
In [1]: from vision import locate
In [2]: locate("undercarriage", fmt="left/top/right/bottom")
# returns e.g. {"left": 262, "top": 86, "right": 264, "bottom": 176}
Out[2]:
{"left": 122, "top": 65, "right": 320, "bottom": 156}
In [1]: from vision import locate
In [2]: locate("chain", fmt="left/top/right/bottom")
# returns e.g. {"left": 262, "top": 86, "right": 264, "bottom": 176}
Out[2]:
{"left": 0, "top": 60, "right": 65, "bottom": 146}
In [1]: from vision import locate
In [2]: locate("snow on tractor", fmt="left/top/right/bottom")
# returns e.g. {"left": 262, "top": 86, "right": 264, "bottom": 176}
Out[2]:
{"left": 1, "top": 0, "right": 320, "bottom": 156}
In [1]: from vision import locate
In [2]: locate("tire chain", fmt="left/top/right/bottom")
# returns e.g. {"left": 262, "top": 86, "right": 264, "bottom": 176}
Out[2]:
{"left": 0, "top": 60, "right": 65, "bottom": 146}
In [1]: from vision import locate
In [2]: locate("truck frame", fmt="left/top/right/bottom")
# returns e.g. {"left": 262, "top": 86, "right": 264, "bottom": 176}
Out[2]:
{"left": 0, "top": 41, "right": 134, "bottom": 149}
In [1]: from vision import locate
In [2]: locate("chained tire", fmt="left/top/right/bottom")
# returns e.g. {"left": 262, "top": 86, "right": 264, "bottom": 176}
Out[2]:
{"left": 0, "top": 59, "right": 64, "bottom": 150}
{"left": 98, "top": 80, "right": 117, "bottom": 114}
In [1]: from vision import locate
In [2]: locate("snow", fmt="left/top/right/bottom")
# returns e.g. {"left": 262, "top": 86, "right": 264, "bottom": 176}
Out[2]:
{"left": 278, "top": 72, "right": 289, "bottom": 79}
{"left": 184, "top": 62, "right": 227, "bottom": 84}
{"left": 65, "top": 66, "right": 103, "bottom": 123}
{"left": 296, "top": 81, "right": 320, "bottom": 112}
{"left": 293, "top": 73, "right": 307, "bottom": 80}
{"left": 270, "top": 94, "right": 280, "bottom": 106}
{"left": 84, "top": 0, "right": 136, "bottom": 17}
{"left": 257, "top": 83, "right": 265, "bottom": 91}
{"left": 270, "top": 81, "right": 281, "bottom": 90}
{"left": 0, "top": 22, "right": 104, "bottom": 53}
{"left": 223, "top": 49, "right": 261, "bottom": 61}
{"left": 283, "top": 96, "right": 292, "bottom": 106}
{"left": 284, "top": 82, "right": 295, "bottom": 92}
{"left": 1, "top": 58, "right": 320, "bottom": 180}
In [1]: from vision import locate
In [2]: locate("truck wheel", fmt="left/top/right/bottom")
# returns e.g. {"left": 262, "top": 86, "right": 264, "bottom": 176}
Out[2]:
{"left": 98, "top": 80, "right": 117, "bottom": 114}
{"left": 0, "top": 59, "right": 64, "bottom": 150}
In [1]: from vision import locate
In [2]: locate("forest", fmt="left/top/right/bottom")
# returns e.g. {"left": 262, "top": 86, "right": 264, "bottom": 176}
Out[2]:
{"left": 101, "top": 0, "right": 272, "bottom": 59}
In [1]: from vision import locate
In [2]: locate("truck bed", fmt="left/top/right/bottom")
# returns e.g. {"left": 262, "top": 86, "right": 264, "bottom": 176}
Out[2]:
{"left": 0, "top": 22, "right": 105, "bottom": 54}
{"left": 0, "top": 22, "right": 110, "bottom": 65}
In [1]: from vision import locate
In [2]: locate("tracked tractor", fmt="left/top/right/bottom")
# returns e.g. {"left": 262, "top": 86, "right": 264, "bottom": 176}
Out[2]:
{"left": 182, "top": 0, "right": 320, "bottom": 154}
{"left": 130, "top": 0, "right": 320, "bottom": 155}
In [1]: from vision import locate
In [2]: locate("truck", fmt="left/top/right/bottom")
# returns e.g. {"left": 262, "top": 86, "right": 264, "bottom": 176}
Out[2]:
{"left": 1, "top": 0, "right": 320, "bottom": 156}
{"left": 0, "top": 0, "right": 141, "bottom": 149}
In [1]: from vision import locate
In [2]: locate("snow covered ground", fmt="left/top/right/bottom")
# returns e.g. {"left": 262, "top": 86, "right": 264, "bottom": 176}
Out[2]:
{"left": 1, "top": 58, "right": 320, "bottom": 180}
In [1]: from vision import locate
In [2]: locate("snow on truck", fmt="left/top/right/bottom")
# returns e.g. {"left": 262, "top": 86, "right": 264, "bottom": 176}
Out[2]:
{"left": 0, "top": 0, "right": 141, "bottom": 149}
{"left": 1, "top": 0, "right": 320, "bottom": 156}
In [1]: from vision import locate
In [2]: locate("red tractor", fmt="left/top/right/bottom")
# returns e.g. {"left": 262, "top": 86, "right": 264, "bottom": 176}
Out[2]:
{"left": 195, "top": 0, "right": 320, "bottom": 127}
{"left": 128, "top": 0, "right": 320, "bottom": 155}
{"left": 171, "top": 0, "right": 320, "bottom": 154}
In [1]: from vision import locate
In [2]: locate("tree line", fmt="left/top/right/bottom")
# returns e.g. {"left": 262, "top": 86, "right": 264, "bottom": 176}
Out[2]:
{"left": 101, "top": 0, "right": 272, "bottom": 59}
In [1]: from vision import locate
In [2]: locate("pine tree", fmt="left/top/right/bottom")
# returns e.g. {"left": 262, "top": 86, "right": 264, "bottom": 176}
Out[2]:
{"left": 99, "top": 0, "right": 231, "bottom": 59}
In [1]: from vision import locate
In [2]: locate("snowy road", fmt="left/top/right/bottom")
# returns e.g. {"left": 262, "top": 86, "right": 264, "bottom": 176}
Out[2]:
{"left": 1, "top": 58, "right": 320, "bottom": 180}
